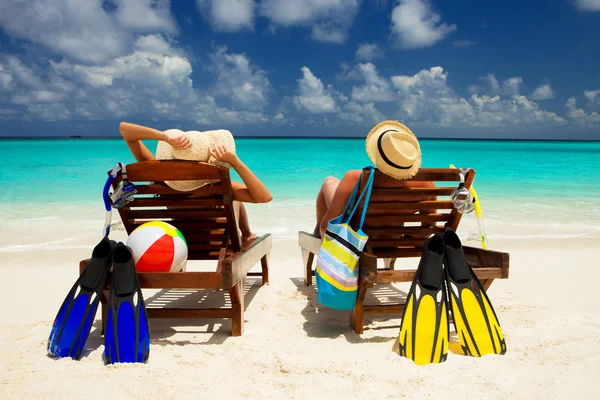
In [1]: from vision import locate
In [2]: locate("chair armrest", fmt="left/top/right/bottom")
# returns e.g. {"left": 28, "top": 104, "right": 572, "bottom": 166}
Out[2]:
{"left": 222, "top": 234, "right": 273, "bottom": 288}
{"left": 463, "top": 245, "right": 510, "bottom": 279}
{"left": 298, "top": 231, "right": 321, "bottom": 254}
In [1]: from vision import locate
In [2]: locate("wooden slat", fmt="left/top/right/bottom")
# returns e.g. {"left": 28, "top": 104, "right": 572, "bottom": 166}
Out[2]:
{"left": 369, "top": 187, "right": 455, "bottom": 201}
{"left": 377, "top": 269, "right": 416, "bottom": 283}
{"left": 372, "top": 169, "right": 462, "bottom": 187}
{"left": 366, "top": 227, "right": 442, "bottom": 237}
{"left": 188, "top": 243, "right": 227, "bottom": 251}
{"left": 129, "top": 198, "right": 226, "bottom": 208}
{"left": 125, "top": 160, "right": 222, "bottom": 181}
{"left": 180, "top": 232, "right": 226, "bottom": 242}
{"left": 134, "top": 184, "right": 222, "bottom": 196}
{"left": 187, "top": 250, "right": 226, "bottom": 260}
{"left": 367, "top": 200, "right": 454, "bottom": 211}
{"left": 132, "top": 220, "right": 228, "bottom": 230}
{"left": 368, "top": 238, "right": 428, "bottom": 247}
{"left": 366, "top": 207, "right": 451, "bottom": 216}
{"left": 127, "top": 209, "right": 226, "bottom": 219}
{"left": 363, "top": 213, "right": 450, "bottom": 224}
{"left": 135, "top": 198, "right": 223, "bottom": 209}
{"left": 363, "top": 304, "right": 406, "bottom": 315}
{"left": 369, "top": 248, "right": 426, "bottom": 258}
{"left": 146, "top": 308, "right": 232, "bottom": 319}
{"left": 137, "top": 271, "right": 223, "bottom": 289}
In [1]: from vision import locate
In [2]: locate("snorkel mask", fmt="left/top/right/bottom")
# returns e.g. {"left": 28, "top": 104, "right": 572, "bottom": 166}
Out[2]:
{"left": 102, "top": 162, "right": 137, "bottom": 236}
{"left": 451, "top": 168, "right": 474, "bottom": 214}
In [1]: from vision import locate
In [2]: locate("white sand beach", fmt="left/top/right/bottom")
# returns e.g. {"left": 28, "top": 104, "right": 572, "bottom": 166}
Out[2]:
{"left": 1, "top": 231, "right": 600, "bottom": 400}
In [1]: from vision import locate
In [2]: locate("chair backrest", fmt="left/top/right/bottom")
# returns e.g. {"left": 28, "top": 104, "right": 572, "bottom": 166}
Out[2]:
{"left": 111, "top": 160, "right": 241, "bottom": 260}
{"left": 350, "top": 167, "right": 475, "bottom": 259}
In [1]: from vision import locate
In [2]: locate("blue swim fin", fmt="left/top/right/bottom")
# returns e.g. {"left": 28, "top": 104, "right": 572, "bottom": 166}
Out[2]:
{"left": 104, "top": 242, "right": 150, "bottom": 364}
{"left": 48, "top": 237, "right": 116, "bottom": 359}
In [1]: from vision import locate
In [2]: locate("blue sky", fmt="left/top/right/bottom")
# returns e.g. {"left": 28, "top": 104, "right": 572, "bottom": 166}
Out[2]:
{"left": 0, "top": 0, "right": 599, "bottom": 139}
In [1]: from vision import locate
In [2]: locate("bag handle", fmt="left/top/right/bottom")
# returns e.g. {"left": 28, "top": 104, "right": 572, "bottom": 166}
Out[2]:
{"left": 341, "top": 171, "right": 362, "bottom": 219}
{"left": 357, "top": 167, "right": 376, "bottom": 230}
{"left": 345, "top": 166, "right": 375, "bottom": 227}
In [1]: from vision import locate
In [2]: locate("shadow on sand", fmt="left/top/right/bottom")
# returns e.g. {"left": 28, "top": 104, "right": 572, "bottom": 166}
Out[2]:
{"left": 80, "top": 278, "right": 261, "bottom": 357}
{"left": 291, "top": 277, "right": 410, "bottom": 345}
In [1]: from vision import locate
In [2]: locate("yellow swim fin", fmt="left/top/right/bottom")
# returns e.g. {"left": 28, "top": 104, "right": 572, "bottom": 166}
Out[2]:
{"left": 443, "top": 229, "right": 507, "bottom": 357}
{"left": 398, "top": 233, "right": 449, "bottom": 365}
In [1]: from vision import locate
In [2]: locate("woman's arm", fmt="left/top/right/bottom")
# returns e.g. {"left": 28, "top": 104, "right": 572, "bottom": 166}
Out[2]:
{"left": 210, "top": 145, "right": 272, "bottom": 204}
{"left": 119, "top": 122, "right": 191, "bottom": 162}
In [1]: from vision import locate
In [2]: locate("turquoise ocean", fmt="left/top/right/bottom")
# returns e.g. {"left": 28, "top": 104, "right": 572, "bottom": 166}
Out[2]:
{"left": 1, "top": 139, "right": 599, "bottom": 249}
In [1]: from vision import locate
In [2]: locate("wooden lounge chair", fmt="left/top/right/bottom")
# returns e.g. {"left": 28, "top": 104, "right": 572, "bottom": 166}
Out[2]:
{"left": 79, "top": 160, "right": 272, "bottom": 336}
{"left": 298, "top": 167, "right": 509, "bottom": 334}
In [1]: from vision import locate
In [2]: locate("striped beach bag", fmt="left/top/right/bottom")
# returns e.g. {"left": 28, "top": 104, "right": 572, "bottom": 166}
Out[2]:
{"left": 315, "top": 167, "right": 375, "bottom": 310}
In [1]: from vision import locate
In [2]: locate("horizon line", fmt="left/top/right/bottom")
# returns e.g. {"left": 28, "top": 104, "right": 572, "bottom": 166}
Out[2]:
{"left": 1, "top": 135, "right": 599, "bottom": 142}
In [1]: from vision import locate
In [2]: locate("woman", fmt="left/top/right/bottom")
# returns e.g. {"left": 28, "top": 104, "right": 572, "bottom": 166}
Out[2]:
{"left": 118, "top": 122, "right": 272, "bottom": 245}
{"left": 314, "top": 120, "right": 434, "bottom": 238}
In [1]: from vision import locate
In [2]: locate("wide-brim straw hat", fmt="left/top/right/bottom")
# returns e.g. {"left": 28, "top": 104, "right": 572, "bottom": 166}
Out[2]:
{"left": 155, "top": 129, "right": 236, "bottom": 191}
{"left": 365, "top": 120, "right": 421, "bottom": 180}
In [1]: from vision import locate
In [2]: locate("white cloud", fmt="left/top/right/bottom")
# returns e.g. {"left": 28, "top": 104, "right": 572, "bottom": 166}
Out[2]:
{"left": 391, "top": 66, "right": 454, "bottom": 121}
{"left": 501, "top": 77, "right": 523, "bottom": 96}
{"left": 193, "top": 96, "right": 269, "bottom": 125}
{"left": 52, "top": 45, "right": 193, "bottom": 90}
{"left": 0, "top": 0, "right": 178, "bottom": 64}
{"left": 0, "top": 0, "right": 126, "bottom": 63}
{"left": 11, "top": 90, "right": 66, "bottom": 105}
{"left": 566, "top": 96, "right": 600, "bottom": 126}
{"left": 584, "top": 89, "right": 600, "bottom": 107}
{"left": 470, "top": 74, "right": 524, "bottom": 96}
{"left": 273, "top": 112, "right": 289, "bottom": 125}
{"left": 390, "top": 0, "right": 456, "bottom": 49}
{"left": 390, "top": 66, "right": 565, "bottom": 127}
{"left": 0, "top": 38, "right": 272, "bottom": 125}
{"left": 293, "top": 67, "right": 337, "bottom": 113}
{"left": 452, "top": 39, "right": 477, "bottom": 48}
{"left": 350, "top": 63, "right": 395, "bottom": 102}
{"left": 0, "top": 66, "right": 13, "bottom": 91}
{"left": 207, "top": 47, "right": 271, "bottom": 111}
{"left": 2, "top": 57, "right": 45, "bottom": 89}
{"left": 135, "top": 34, "right": 181, "bottom": 55}
{"left": 356, "top": 43, "right": 384, "bottom": 60}
{"left": 339, "top": 101, "right": 385, "bottom": 124}
{"left": 196, "top": 0, "right": 255, "bottom": 32}
{"left": 574, "top": 0, "right": 600, "bottom": 11}
{"left": 114, "top": 0, "right": 178, "bottom": 33}
{"left": 260, "top": 0, "right": 361, "bottom": 43}
{"left": 531, "top": 84, "right": 554, "bottom": 100}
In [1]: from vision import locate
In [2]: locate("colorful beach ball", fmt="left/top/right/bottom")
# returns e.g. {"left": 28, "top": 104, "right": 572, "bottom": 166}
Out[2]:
{"left": 126, "top": 221, "right": 188, "bottom": 272}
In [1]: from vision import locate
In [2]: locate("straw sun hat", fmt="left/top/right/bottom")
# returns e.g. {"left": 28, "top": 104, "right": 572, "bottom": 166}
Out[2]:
{"left": 155, "top": 129, "right": 236, "bottom": 191}
{"left": 365, "top": 120, "right": 422, "bottom": 180}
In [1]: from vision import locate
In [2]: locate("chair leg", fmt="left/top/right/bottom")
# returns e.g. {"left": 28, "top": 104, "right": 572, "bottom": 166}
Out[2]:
{"left": 302, "top": 249, "right": 314, "bottom": 286}
{"left": 350, "top": 279, "right": 369, "bottom": 334}
{"left": 260, "top": 254, "right": 270, "bottom": 286}
{"left": 383, "top": 258, "right": 396, "bottom": 270}
{"left": 229, "top": 279, "right": 246, "bottom": 336}
{"left": 480, "top": 278, "right": 493, "bottom": 291}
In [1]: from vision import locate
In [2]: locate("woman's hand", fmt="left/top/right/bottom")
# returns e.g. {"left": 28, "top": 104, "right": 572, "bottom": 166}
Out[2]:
{"left": 209, "top": 144, "right": 239, "bottom": 165}
{"left": 164, "top": 130, "right": 191, "bottom": 150}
